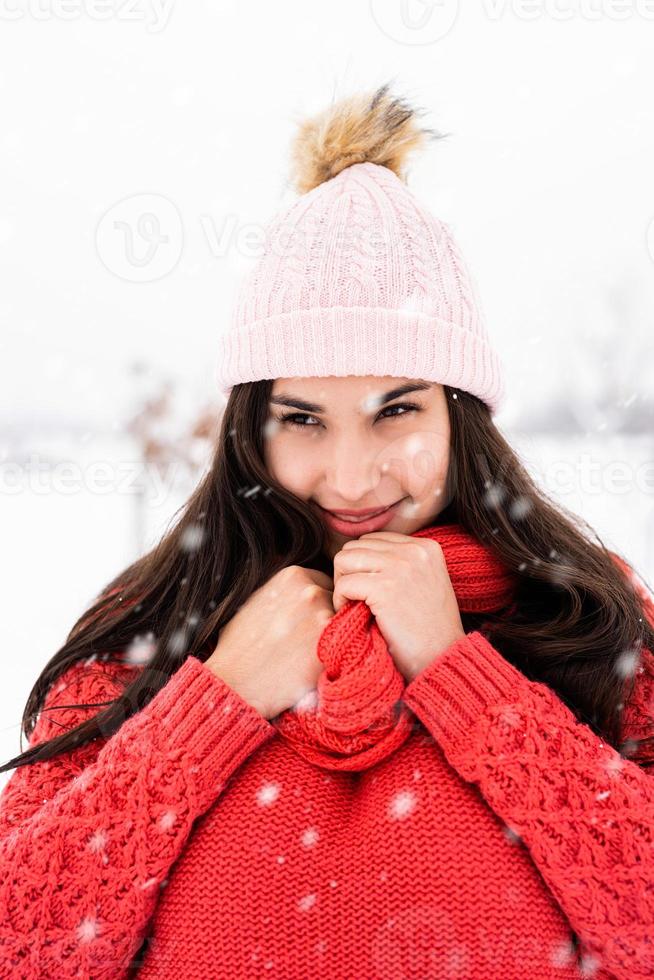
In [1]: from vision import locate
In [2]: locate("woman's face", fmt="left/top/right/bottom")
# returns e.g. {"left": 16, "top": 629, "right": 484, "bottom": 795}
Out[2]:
{"left": 263, "top": 375, "right": 452, "bottom": 561}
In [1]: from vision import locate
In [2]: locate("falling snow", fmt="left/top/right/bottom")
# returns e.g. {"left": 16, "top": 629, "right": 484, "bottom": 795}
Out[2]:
{"left": 292, "top": 689, "right": 319, "bottom": 714}
{"left": 497, "top": 705, "right": 524, "bottom": 729}
{"left": 158, "top": 809, "right": 177, "bottom": 832}
{"left": 77, "top": 916, "right": 100, "bottom": 943}
{"left": 256, "top": 781, "right": 281, "bottom": 806}
{"left": 509, "top": 495, "right": 533, "bottom": 520}
{"left": 179, "top": 523, "right": 205, "bottom": 552}
{"left": 87, "top": 829, "right": 108, "bottom": 853}
{"left": 167, "top": 628, "right": 188, "bottom": 657}
{"left": 301, "top": 827, "right": 319, "bottom": 847}
{"left": 550, "top": 939, "right": 577, "bottom": 968}
{"left": 297, "top": 892, "right": 317, "bottom": 912}
{"left": 388, "top": 790, "right": 417, "bottom": 820}
{"left": 483, "top": 481, "right": 507, "bottom": 510}
{"left": 125, "top": 631, "right": 157, "bottom": 666}
{"left": 604, "top": 754, "right": 626, "bottom": 777}
{"left": 502, "top": 824, "right": 522, "bottom": 845}
{"left": 138, "top": 877, "right": 159, "bottom": 890}
{"left": 614, "top": 647, "right": 641, "bottom": 680}
{"left": 579, "top": 951, "right": 604, "bottom": 977}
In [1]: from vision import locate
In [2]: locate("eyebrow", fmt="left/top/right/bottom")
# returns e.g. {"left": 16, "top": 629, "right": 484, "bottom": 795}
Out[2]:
{"left": 269, "top": 381, "right": 433, "bottom": 414}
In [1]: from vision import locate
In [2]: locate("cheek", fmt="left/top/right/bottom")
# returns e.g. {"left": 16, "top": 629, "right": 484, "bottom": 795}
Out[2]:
{"left": 379, "top": 428, "right": 450, "bottom": 497}
{"left": 265, "top": 437, "right": 315, "bottom": 493}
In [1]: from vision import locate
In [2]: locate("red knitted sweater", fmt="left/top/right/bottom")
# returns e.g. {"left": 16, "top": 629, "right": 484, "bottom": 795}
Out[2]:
{"left": 1, "top": 549, "right": 654, "bottom": 978}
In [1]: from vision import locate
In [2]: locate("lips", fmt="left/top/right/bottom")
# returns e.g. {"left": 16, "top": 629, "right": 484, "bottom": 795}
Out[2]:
{"left": 326, "top": 506, "right": 391, "bottom": 522}
{"left": 318, "top": 498, "right": 407, "bottom": 537}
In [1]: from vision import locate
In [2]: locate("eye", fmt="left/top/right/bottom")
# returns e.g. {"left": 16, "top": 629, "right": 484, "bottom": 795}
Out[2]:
{"left": 379, "top": 402, "right": 420, "bottom": 421}
{"left": 276, "top": 401, "right": 421, "bottom": 430}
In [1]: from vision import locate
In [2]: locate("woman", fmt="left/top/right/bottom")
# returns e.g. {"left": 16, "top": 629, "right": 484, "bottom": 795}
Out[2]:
{"left": 1, "top": 83, "right": 653, "bottom": 979}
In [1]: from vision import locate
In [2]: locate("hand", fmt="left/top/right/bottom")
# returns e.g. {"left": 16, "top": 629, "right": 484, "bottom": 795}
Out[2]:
{"left": 206, "top": 565, "right": 335, "bottom": 719}
{"left": 332, "top": 531, "right": 465, "bottom": 683}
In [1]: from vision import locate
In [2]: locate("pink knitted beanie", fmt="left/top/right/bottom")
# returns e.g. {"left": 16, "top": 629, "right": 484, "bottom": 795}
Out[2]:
{"left": 215, "top": 83, "right": 506, "bottom": 415}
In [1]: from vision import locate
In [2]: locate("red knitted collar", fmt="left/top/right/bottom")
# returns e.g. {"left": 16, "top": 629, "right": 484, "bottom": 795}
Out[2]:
{"left": 273, "top": 522, "right": 519, "bottom": 771}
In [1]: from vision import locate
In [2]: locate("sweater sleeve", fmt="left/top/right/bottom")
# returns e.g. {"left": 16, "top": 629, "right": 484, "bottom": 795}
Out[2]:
{"left": 0, "top": 654, "right": 276, "bottom": 979}
{"left": 402, "top": 622, "right": 654, "bottom": 980}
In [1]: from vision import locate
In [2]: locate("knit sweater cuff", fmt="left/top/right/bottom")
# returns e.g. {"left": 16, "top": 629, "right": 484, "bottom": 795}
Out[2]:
{"left": 142, "top": 655, "right": 276, "bottom": 810}
{"left": 402, "top": 630, "right": 527, "bottom": 759}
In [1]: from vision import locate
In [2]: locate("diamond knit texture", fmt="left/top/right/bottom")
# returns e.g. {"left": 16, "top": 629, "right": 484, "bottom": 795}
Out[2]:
{"left": 1, "top": 549, "right": 654, "bottom": 977}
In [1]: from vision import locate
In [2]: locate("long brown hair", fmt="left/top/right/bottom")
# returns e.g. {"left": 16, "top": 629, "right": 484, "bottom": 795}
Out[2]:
{"left": 3, "top": 381, "right": 654, "bottom": 774}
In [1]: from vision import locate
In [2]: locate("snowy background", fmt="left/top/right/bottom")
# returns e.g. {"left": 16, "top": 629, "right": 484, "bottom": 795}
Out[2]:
{"left": 1, "top": 0, "right": 653, "bottom": 783}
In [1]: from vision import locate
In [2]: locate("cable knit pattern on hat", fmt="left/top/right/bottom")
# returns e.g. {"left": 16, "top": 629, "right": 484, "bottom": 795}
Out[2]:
{"left": 215, "top": 86, "right": 506, "bottom": 414}
{"left": 1, "top": 548, "right": 654, "bottom": 977}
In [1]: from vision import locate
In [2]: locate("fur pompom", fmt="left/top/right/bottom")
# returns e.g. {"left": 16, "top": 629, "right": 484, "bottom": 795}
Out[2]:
{"left": 290, "top": 82, "right": 441, "bottom": 195}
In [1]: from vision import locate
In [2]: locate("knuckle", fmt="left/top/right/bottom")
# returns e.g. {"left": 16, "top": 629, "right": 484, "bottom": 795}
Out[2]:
{"left": 281, "top": 564, "right": 304, "bottom": 584}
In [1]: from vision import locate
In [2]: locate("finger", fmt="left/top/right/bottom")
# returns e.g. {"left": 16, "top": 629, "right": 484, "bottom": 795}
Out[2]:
{"left": 333, "top": 548, "right": 385, "bottom": 574}
{"left": 333, "top": 573, "right": 372, "bottom": 609}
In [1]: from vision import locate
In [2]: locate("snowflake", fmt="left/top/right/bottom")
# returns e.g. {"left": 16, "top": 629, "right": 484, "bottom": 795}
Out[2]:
{"left": 256, "top": 781, "right": 281, "bottom": 806}
{"left": 497, "top": 705, "right": 523, "bottom": 729}
{"left": 614, "top": 648, "right": 641, "bottom": 680}
{"left": 77, "top": 916, "right": 100, "bottom": 943}
{"left": 301, "top": 827, "right": 320, "bottom": 848}
{"left": 179, "top": 523, "right": 205, "bottom": 552}
{"left": 397, "top": 291, "right": 424, "bottom": 314}
{"left": 579, "top": 950, "right": 603, "bottom": 976}
{"left": 483, "top": 481, "right": 506, "bottom": 510}
{"left": 87, "top": 829, "right": 108, "bottom": 853}
{"left": 138, "top": 877, "right": 159, "bottom": 890}
{"left": 75, "top": 769, "right": 94, "bottom": 790}
{"left": 297, "top": 892, "right": 317, "bottom": 912}
{"left": 550, "top": 938, "right": 577, "bottom": 968}
{"left": 604, "top": 753, "right": 626, "bottom": 777}
{"left": 388, "top": 789, "right": 417, "bottom": 820}
{"left": 510, "top": 495, "right": 533, "bottom": 520}
{"left": 158, "top": 810, "right": 177, "bottom": 831}
{"left": 502, "top": 823, "right": 522, "bottom": 845}
{"left": 167, "top": 628, "right": 188, "bottom": 657}
{"left": 125, "top": 632, "right": 157, "bottom": 666}
{"left": 293, "top": 689, "right": 319, "bottom": 714}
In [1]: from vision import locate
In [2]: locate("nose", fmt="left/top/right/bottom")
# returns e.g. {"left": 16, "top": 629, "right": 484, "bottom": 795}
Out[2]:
{"left": 323, "top": 437, "right": 387, "bottom": 506}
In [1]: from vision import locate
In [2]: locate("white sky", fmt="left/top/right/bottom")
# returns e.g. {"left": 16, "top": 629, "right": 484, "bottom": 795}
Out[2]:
{"left": 1, "top": 0, "right": 653, "bottom": 433}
